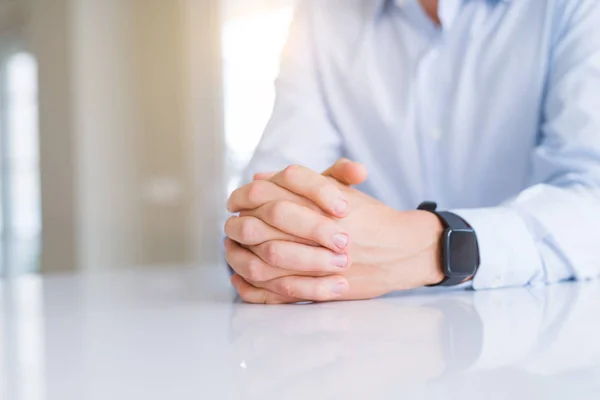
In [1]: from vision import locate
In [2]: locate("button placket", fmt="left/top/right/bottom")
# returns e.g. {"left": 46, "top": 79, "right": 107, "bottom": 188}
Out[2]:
{"left": 416, "top": 47, "right": 442, "bottom": 141}
{"left": 415, "top": 44, "right": 445, "bottom": 199}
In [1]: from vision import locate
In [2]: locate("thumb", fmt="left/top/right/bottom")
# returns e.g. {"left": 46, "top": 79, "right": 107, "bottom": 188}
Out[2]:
{"left": 322, "top": 158, "right": 368, "bottom": 186}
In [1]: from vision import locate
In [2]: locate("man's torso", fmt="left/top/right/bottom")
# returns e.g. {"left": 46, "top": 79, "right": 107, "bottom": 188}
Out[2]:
{"left": 308, "top": 0, "right": 567, "bottom": 210}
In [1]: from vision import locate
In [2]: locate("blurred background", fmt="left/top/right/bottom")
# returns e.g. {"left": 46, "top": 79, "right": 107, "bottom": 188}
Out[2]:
{"left": 0, "top": 0, "right": 296, "bottom": 278}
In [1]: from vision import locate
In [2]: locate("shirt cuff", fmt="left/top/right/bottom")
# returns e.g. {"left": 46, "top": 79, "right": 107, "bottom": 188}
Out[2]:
{"left": 451, "top": 207, "right": 544, "bottom": 290}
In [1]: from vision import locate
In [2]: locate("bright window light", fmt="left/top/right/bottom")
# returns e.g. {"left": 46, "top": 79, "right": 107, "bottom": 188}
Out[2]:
{"left": 222, "top": 6, "right": 294, "bottom": 194}
{"left": 6, "top": 52, "right": 41, "bottom": 239}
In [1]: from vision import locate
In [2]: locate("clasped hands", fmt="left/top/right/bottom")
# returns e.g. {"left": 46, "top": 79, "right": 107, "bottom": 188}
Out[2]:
{"left": 225, "top": 159, "right": 445, "bottom": 304}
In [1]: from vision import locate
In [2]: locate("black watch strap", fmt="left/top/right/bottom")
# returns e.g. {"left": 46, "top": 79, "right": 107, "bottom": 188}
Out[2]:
{"left": 418, "top": 202, "right": 479, "bottom": 287}
{"left": 432, "top": 274, "right": 468, "bottom": 287}
{"left": 436, "top": 211, "right": 470, "bottom": 230}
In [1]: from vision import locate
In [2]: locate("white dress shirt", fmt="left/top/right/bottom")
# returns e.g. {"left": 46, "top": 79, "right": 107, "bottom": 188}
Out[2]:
{"left": 241, "top": 0, "right": 600, "bottom": 290}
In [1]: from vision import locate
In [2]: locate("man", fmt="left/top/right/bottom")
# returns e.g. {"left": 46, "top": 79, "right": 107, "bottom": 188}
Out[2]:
{"left": 224, "top": 0, "right": 600, "bottom": 304}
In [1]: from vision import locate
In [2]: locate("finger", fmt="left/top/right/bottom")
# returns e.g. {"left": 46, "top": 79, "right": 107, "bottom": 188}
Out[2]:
{"left": 249, "top": 240, "right": 350, "bottom": 273}
{"left": 246, "top": 201, "right": 350, "bottom": 252}
{"left": 225, "top": 238, "right": 332, "bottom": 281}
{"left": 231, "top": 274, "right": 299, "bottom": 304}
{"left": 269, "top": 165, "right": 350, "bottom": 217}
{"left": 226, "top": 238, "right": 323, "bottom": 282}
{"left": 322, "top": 158, "right": 368, "bottom": 186}
{"left": 225, "top": 216, "right": 317, "bottom": 247}
{"left": 227, "top": 179, "right": 319, "bottom": 214}
{"left": 253, "top": 275, "right": 350, "bottom": 302}
{"left": 253, "top": 172, "right": 277, "bottom": 181}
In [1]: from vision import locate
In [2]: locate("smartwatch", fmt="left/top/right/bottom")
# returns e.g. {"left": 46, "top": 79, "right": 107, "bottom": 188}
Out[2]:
{"left": 417, "top": 201, "right": 480, "bottom": 287}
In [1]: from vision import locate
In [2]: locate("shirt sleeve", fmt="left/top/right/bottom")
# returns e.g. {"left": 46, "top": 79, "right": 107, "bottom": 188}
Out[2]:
{"left": 452, "top": 0, "right": 600, "bottom": 290}
{"left": 240, "top": 2, "right": 343, "bottom": 185}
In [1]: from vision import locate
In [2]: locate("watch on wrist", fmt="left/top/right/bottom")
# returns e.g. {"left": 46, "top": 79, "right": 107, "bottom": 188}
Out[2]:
{"left": 417, "top": 201, "right": 480, "bottom": 287}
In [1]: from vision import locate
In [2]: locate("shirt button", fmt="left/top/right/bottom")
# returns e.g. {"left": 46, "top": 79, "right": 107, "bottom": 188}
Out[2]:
{"left": 428, "top": 128, "right": 442, "bottom": 140}
{"left": 490, "top": 276, "right": 503, "bottom": 289}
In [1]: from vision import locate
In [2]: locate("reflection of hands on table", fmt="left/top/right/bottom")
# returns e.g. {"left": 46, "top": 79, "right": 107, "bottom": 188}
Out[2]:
{"left": 229, "top": 300, "right": 447, "bottom": 398}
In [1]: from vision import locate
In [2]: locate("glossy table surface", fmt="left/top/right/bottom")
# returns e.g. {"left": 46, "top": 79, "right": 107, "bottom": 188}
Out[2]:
{"left": 2, "top": 266, "right": 600, "bottom": 400}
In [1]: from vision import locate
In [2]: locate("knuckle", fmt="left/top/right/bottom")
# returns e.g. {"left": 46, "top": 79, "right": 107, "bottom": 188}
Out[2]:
{"left": 263, "top": 242, "right": 282, "bottom": 266}
{"left": 282, "top": 165, "right": 301, "bottom": 181}
{"left": 245, "top": 258, "right": 265, "bottom": 282}
{"left": 267, "top": 201, "right": 288, "bottom": 226}
{"left": 246, "top": 181, "right": 265, "bottom": 204}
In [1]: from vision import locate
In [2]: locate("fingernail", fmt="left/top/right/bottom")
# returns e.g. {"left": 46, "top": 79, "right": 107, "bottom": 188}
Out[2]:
{"left": 333, "top": 199, "right": 349, "bottom": 215}
{"left": 332, "top": 281, "right": 348, "bottom": 296}
{"left": 333, "top": 233, "right": 349, "bottom": 249}
{"left": 332, "top": 253, "right": 348, "bottom": 268}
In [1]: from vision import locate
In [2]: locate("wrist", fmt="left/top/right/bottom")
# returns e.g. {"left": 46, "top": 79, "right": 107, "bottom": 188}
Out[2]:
{"left": 417, "top": 210, "right": 446, "bottom": 286}
{"left": 386, "top": 210, "right": 445, "bottom": 291}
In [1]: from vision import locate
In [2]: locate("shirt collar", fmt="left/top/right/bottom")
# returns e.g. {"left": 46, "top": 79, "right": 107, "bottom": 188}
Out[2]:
{"left": 371, "top": 0, "right": 513, "bottom": 30}
{"left": 382, "top": 0, "right": 512, "bottom": 13}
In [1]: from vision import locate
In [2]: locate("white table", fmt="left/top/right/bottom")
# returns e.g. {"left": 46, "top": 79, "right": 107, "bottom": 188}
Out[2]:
{"left": 2, "top": 266, "right": 599, "bottom": 400}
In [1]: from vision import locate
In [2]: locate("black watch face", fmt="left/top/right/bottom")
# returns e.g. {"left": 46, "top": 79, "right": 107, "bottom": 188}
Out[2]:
{"left": 446, "top": 230, "right": 478, "bottom": 275}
